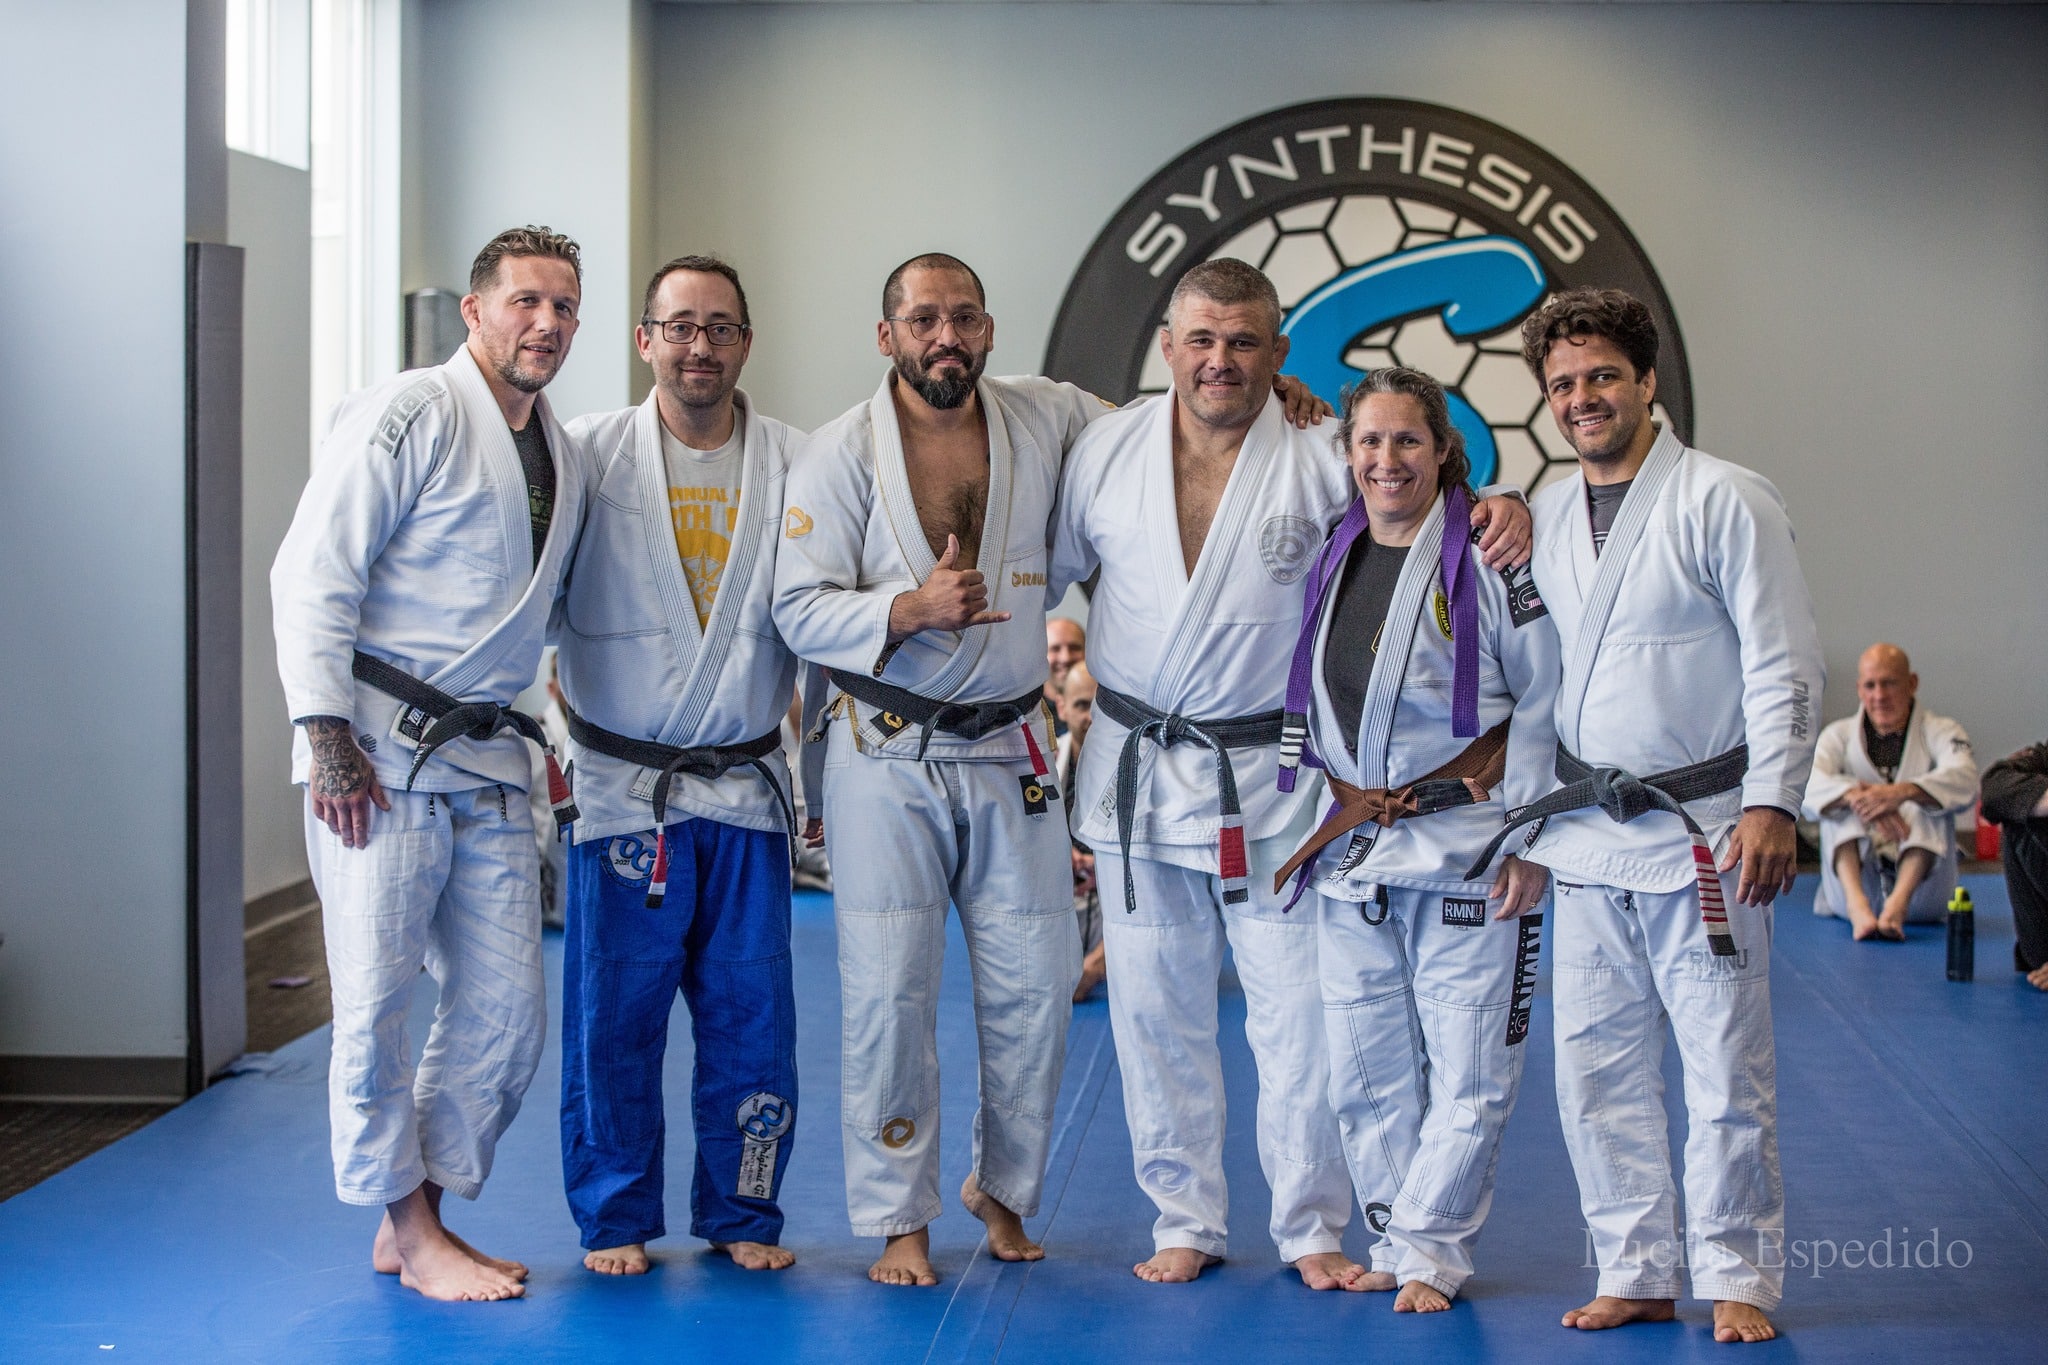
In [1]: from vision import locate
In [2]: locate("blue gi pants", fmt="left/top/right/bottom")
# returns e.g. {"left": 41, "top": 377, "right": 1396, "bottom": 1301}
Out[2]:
{"left": 560, "top": 818, "right": 797, "bottom": 1250}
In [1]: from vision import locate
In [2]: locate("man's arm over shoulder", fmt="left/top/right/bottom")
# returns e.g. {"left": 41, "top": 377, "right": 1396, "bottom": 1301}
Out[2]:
{"left": 1699, "top": 461, "right": 1826, "bottom": 816}
{"left": 271, "top": 376, "right": 452, "bottom": 723}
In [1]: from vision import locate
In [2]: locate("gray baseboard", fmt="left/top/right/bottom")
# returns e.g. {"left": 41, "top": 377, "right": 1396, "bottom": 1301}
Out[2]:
{"left": 0, "top": 1055, "right": 188, "bottom": 1102}
{"left": 245, "top": 877, "right": 317, "bottom": 934}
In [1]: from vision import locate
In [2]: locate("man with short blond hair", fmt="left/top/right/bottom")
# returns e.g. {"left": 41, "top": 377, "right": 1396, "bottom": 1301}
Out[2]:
{"left": 1803, "top": 643, "right": 1977, "bottom": 940}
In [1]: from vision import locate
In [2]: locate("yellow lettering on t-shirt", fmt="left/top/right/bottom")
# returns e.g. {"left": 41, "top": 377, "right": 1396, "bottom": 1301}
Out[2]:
{"left": 670, "top": 485, "right": 736, "bottom": 628}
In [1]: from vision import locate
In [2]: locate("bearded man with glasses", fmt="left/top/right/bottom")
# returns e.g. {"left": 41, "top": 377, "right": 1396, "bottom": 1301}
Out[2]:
{"left": 774, "top": 253, "right": 1332, "bottom": 1287}
{"left": 552, "top": 255, "right": 813, "bottom": 1279}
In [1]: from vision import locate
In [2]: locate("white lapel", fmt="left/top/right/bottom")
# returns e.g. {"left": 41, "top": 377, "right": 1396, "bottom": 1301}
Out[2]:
{"left": 662, "top": 391, "right": 775, "bottom": 743}
{"left": 1557, "top": 425, "right": 1684, "bottom": 753}
{"left": 429, "top": 348, "right": 570, "bottom": 698}
{"left": 632, "top": 395, "right": 706, "bottom": 670}
{"left": 1354, "top": 494, "right": 1448, "bottom": 789}
{"left": 867, "top": 370, "right": 1012, "bottom": 700}
{"left": 1151, "top": 393, "right": 1284, "bottom": 701}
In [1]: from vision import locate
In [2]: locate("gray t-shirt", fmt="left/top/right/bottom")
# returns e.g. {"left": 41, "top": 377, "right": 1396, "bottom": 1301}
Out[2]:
{"left": 1323, "top": 537, "right": 1412, "bottom": 759}
{"left": 510, "top": 416, "right": 556, "bottom": 566}
{"left": 1587, "top": 478, "right": 1633, "bottom": 555}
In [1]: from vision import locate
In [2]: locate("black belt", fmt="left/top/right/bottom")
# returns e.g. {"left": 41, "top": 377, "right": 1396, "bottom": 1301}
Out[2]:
{"left": 563, "top": 703, "right": 794, "bottom": 854}
{"left": 351, "top": 650, "right": 578, "bottom": 829}
{"left": 1465, "top": 743, "right": 1749, "bottom": 956}
{"left": 1093, "top": 685, "right": 1283, "bottom": 913}
{"left": 827, "top": 669, "right": 1048, "bottom": 760}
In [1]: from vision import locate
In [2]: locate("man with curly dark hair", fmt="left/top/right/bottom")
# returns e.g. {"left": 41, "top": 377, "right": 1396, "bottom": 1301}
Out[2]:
{"left": 1498, "top": 287, "right": 1822, "bottom": 1344}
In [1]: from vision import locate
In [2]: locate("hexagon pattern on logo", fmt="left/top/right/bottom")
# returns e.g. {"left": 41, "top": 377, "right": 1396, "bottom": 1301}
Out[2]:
{"left": 1048, "top": 99, "right": 1691, "bottom": 494}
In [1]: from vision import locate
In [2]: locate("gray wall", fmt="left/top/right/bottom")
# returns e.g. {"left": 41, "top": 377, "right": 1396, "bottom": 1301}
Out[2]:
{"left": 648, "top": 1, "right": 2048, "bottom": 762}
{"left": 408, "top": 0, "right": 653, "bottom": 419}
{"left": 0, "top": 1, "right": 199, "bottom": 1076}
{"left": 230, "top": 150, "right": 314, "bottom": 904}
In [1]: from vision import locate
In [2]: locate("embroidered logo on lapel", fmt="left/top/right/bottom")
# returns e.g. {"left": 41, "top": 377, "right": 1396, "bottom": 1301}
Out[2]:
{"left": 784, "top": 506, "right": 813, "bottom": 538}
{"left": 1433, "top": 590, "right": 1454, "bottom": 640}
{"left": 1259, "top": 515, "right": 1319, "bottom": 584}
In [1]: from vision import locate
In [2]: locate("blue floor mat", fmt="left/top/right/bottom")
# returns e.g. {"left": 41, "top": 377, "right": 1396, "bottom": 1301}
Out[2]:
{"left": 1, "top": 876, "right": 2042, "bottom": 1363}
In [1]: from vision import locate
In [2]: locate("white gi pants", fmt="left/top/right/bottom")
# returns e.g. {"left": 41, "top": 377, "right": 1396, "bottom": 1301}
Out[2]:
{"left": 1317, "top": 884, "right": 1535, "bottom": 1296}
{"left": 1096, "top": 849, "right": 1351, "bottom": 1263}
{"left": 821, "top": 729, "right": 1079, "bottom": 1236}
{"left": 1817, "top": 804, "right": 1958, "bottom": 924}
{"left": 305, "top": 785, "right": 546, "bottom": 1205}
{"left": 1551, "top": 873, "right": 1783, "bottom": 1310}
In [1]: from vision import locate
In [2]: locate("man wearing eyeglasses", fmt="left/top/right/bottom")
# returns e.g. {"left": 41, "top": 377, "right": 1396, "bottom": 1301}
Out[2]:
{"left": 775, "top": 254, "right": 1332, "bottom": 1288}
{"left": 553, "top": 256, "right": 808, "bottom": 1279}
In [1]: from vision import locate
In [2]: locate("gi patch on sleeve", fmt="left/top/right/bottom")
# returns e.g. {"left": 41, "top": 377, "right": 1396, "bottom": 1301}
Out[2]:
{"left": 1441, "top": 896, "right": 1487, "bottom": 928}
{"left": 1020, "top": 774, "right": 1052, "bottom": 818}
{"left": 735, "top": 1092, "right": 794, "bottom": 1200}
{"left": 373, "top": 376, "right": 443, "bottom": 457}
{"left": 1500, "top": 561, "right": 1549, "bottom": 628}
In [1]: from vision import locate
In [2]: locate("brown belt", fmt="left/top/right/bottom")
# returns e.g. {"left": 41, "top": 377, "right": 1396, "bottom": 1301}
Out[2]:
{"left": 1272, "top": 718, "right": 1511, "bottom": 893}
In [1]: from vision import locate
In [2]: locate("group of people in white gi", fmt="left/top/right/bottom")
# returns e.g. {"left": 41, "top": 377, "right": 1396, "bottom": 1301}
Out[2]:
{"left": 274, "top": 222, "right": 1816, "bottom": 1347}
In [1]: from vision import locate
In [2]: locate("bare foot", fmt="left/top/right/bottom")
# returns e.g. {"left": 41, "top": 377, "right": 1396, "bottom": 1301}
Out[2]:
{"left": 712, "top": 1240, "right": 795, "bottom": 1271}
{"left": 1293, "top": 1250, "right": 1369, "bottom": 1291}
{"left": 1356, "top": 1270, "right": 1397, "bottom": 1291}
{"left": 1876, "top": 903, "right": 1908, "bottom": 940}
{"left": 373, "top": 1214, "right": 528, "bottom": 1281}
{"left": 583, "top": 1243, "right": 650, "bottom": 1275}
{"left": 1713, "top": 1300, "right": 1778, "bottom": 1343}
{"left": 1134, "top": 1247, "right": 1221, "bottom": 1283}
{"left": 1395, "top": 1281, "right": 1452, "bottom": 1313}
{"left": 1562, "top": 1295, "right": 1675, "bottom": 1330}
{"left": 869, "top": 1228, "right": 939, "bottom": 1286}
{"left": 1074, "top": 944, "right": 1107, "bottom": 1002}
{"left": 2029, "top": 963, "right": 2048, "bottom": 991}
{"left": 961, "top": 1175, "right": 1044, "bottom": 1262}
{"left": 395, "top": 1227, "right": 524, "bottom": 1302}
{"left": 1849, "top": 908, "right": 1882, "bottom": 941}
{"left": 444, "top": 1229, "right": 528, "bottom": 1281}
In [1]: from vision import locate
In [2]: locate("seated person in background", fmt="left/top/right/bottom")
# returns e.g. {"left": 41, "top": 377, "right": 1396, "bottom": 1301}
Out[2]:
{"left": 1980, "top": 739, "right": 2048, "bottom": 990}
{"left": 1802, "top": 643, "right": 1977, "bottom": 940}
{"left": 1046, "top": 617, "right": 1086, "bottom": 733}
{"left": 1056, "top": 660, "right": 1106, "bottom": 1001}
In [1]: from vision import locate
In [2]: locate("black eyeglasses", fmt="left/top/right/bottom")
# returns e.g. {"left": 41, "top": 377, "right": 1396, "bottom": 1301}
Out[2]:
{"left": 643, "top": 318, "right": 747, "bottom": 346}
{"left": 883, "top": 309, "right": 990, "bottom": 341}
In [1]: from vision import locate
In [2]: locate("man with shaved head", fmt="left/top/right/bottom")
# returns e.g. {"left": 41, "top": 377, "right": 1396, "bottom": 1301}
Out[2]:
{"left": 1803, "top": 643, "right": 1978, "bottom": 939}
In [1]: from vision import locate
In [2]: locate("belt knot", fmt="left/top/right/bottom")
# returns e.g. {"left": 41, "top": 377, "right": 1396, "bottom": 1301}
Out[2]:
{"left": 1589, "top": 767, "right": 1659, "bottom": 824}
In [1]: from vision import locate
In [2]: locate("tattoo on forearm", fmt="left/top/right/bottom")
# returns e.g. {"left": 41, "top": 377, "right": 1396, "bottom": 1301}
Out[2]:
{"left": 303, "top": 716, "right": 369, "bottom": 798}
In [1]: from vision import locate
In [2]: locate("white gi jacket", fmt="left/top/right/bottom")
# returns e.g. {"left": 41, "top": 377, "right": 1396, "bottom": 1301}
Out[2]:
{"left": 557, "top": 390, "right": 802, "bottom": 843}
{"left": 1800, "top": 706, "right": 1977, "bottom": 863}
{"left": 272, "top": 345, "right": 585, "bottom": 793}
{"left": 772, "top": 371, "right": 1105, "bottom": 762}
{"left": 1308, "top": 493, "right": 1561, "bottom": 897}
{"left": 1050, "top": 393, "right": 1349, "bottom": 866}
{"left": 1526, "top": 427, "right": 1825, "bottom": 893}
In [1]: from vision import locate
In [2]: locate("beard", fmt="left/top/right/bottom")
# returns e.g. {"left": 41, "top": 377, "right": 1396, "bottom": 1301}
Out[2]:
{"left": 895, "top": 344, "right": 984, "bottom": 410}
{"left": 1565, "top": 403, "right": 1646, "bottom": 464}
{"left": 659, "top": 360, "right": 736, "bottom": 411}
{"left": 483, "top": 325, "right": 559, "bottom": 394}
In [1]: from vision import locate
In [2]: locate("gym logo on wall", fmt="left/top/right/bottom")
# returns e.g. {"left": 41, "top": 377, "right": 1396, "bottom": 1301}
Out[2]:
{"left": 1046, "top": 99, "right": 1691, "bottom": 491}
